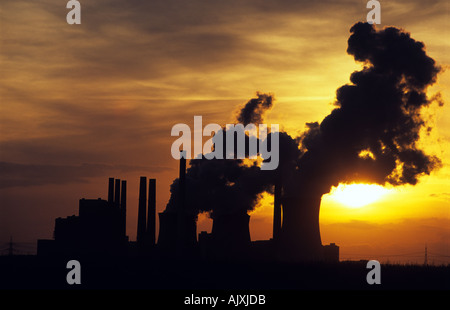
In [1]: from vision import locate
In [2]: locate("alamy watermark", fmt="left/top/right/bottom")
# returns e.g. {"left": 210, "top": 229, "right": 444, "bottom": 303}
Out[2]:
{"left": 66, "top": 260, "right": 81, "bottom": 285}
{"left": 66, "top": 0, "right": 81, "bottom": 24}
{"left": 366, "top": 0, "right": 381, "bottom": 24}
{"left": 66, "top": 1, "right": 380, "bottom": 26}
{"left": 366, "top": 260, "right": 381, "bottom": 285}
{"left": 170, "top": 116, "right": 280, "bottom": 170}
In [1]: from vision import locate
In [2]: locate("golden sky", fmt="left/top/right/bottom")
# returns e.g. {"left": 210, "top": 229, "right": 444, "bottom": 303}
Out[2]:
{"left": 0, "top": 0, "right": 449, "bottom": 263}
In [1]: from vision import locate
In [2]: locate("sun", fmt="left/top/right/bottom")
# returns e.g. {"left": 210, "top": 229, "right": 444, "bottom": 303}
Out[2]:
{"left": 326, "top": 183, "right": 391, "bottom": 208}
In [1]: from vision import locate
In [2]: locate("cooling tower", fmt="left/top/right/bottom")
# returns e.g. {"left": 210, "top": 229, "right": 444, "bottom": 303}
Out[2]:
{"left": 279, "top": 189, "right": 323, "bottom": 261}
{"left": 210, "top": 212, "right": 251, "bottom": 260}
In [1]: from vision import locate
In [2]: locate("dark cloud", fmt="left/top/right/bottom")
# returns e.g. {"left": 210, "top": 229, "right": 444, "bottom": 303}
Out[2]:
{"left": 0, "top": 162, "right": 171, "bottom": 189}
{"left": 236, "top": 93, "right": 273, "bottom": 126}
{"left": 297, "top": 22, "right": 442, "bottom": 194}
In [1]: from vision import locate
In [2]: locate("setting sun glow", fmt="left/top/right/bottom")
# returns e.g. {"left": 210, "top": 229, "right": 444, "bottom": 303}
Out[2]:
{"left": 327, "top": 183, "right": 391, "bottom": 208}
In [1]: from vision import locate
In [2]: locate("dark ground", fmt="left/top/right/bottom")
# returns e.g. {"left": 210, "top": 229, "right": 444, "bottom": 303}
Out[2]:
{"left": 1, "top": 255, "right": 448, "bottom": 290}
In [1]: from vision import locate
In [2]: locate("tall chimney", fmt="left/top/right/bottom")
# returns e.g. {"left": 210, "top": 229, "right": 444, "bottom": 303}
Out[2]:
{"left": 137, "top": 176, "right": 147, "bottom": 244}
{"left": 114, "top": 178, "right": 121, "bottom": 207}
{"left": 179, "top": 151, "right": 186, "bottom": 211}
{"left": 147, "top": 178, "right": 156, "bottom": 246}
{"left": 121, "top": 180, "right": 127, "bottom": 237}
{"left": 108, "top": 177, "right": 114, "bottom": 205}
{"left": 273, "top": 181, "right": 282, "bottom": 241}
{"left": 177, "top": 151, "right": 187, "bottom": 255}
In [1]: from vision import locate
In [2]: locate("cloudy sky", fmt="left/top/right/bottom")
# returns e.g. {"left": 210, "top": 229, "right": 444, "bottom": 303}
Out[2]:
{"left": 1, "top": 0, "right": 449, "bottom": 263}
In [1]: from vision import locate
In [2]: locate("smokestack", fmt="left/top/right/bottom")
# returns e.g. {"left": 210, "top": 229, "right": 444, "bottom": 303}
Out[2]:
{"left": 147, "top": 178, "right": 156, "bottom": 246}
{"left": 108, "top": 177, "right": 114, "bottom": 205}
{"left": 121, "top": 180, "right": 127, "bottom": 237}
{"left": 179, "top": 152, "right": 186, "bottom": 180}
{"left": 273, "top": 179, "right": 282, "bottom": 242}
{"left": 177, "top": 151, "right": 187, "bottom": 255}
{"left": 137, "top": 176, "right": 147, "bottom": 244}
{"left": 178, "top": 151, "right": 186, "bottom": 212}
{"left": 114, "top": 178, "right": 121, "bottom": 206}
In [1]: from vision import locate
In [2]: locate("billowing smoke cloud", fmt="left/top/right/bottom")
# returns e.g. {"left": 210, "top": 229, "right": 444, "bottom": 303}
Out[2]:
{"left": 236, "top": 92, "right": 274, "bottom": 126}
{"left": 296, "top": 22, "right": 442, "bottom": 195}
{"left": 165, "top": 22, "right": 442, "bottom": 218}
{"left": 165, "top": 93, "right": 278, "bottom": 217}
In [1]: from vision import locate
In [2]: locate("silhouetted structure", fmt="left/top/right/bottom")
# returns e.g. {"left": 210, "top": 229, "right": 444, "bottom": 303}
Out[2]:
{"left": 206, "top": 212, "right": 251, "bottom": 261}
{"left": 136, "top": 176, "right": 157, "bottom": 253}
{"left": 37, "top": 178, "right": 128, "bottom": 256}
{"left": 279, "top": 188, "right": 323, "bottom": 261}
{"left": 157, "top": 211, "right": 178, "bottom": 254}
{"left": 137, "top": 176, "right": 147, "bottom": 245}
{"left": 37, "top": 168, "right": 339, "bottom": 263}
{"left": 272, "top": 177, "right": 282, "bottom": 243}
{"left": 108, "top": 177, "right": 114, "bottom": 204}
{"left": 197, "top": 212, "right": 252, "bottom": 261}
{"left": 121, "top": 180, "right": 127, "bottom": 238}
{"left": 147, "top": 179, "right": 156, "bottom": 246}
{"left": 323, "top": 243, "right": 339, "bottom": 263}
{"left": 158, "top": 152, "right": 197, "bottom": 258}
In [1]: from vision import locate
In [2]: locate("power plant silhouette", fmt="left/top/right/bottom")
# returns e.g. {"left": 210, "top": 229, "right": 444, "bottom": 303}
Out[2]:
{"left": 37, "top": 154, "right": 339, "bottom": 263}
{"left": 4, "top": 22, "right": 448, "bottom": 290}
{"left": 35, "top": 22, "right": 444, "bottom": 265}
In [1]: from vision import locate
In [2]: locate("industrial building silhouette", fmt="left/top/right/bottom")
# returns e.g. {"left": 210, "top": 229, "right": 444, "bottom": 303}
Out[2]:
{"left": 37, "top": 156, "right": 339, "bottom": 262}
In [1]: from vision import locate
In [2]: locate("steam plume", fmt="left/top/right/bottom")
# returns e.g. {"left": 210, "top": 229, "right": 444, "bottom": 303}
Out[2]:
{"left": 297, "top": 22, "right": 442, "bottom": 195}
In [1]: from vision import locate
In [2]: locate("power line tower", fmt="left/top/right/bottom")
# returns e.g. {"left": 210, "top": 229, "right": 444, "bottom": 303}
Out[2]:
{"left": 424, "top": 244, "right": 428, "bottom": 266}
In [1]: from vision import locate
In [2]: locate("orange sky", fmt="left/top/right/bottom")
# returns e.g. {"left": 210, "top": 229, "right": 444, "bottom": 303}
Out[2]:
{"left": 0, "top": 0, "right": 449, "bottom": 264}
